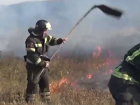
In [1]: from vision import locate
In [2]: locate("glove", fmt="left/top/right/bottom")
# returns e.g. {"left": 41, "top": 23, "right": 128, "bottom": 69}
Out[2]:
{"left": 40, "top": 55, "right": 50, "bottom": 61}
{"left": 45, "top": 61, "right": 50, "bottom": 68}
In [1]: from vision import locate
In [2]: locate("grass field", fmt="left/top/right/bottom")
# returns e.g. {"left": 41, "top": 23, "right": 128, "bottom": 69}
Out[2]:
{"left": 0, "top": 53, "right": 119, "bottom": 105}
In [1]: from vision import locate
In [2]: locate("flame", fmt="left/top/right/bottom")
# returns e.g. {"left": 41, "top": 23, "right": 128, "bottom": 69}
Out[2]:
{"left": 86, "top": 74, "right": 93, "bottom": 79}
{"left": 49, "top": 45, "right": 120, "bottom": 93}
{"left": 49, "top": 78, "right": 69, "bottom": 93}
{"left": 93, "top": 45, "right": 102, "bottom": 58}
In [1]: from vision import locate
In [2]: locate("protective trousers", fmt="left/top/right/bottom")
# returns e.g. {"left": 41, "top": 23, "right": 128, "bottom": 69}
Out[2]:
{"left": 108, "top": 75, "right": 140, "bottom": 105}
{"left": 25, "top": 63, "right": 50, "bottom": 103}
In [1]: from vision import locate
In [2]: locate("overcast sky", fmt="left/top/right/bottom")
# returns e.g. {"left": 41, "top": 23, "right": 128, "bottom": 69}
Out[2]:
{"left": 0, "top": 0, "right": 140, "bottom": 57}
{"left": 0, "top": 0, "right": 45, "bottom": 5}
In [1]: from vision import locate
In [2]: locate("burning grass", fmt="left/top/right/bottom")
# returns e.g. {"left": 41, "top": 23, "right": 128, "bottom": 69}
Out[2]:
{"left": 0, "top": 51, "right": 119, "bottom": 105}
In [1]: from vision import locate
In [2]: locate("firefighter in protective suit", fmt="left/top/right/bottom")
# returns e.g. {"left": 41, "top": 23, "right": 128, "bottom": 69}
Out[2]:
{"left": 24, "top": 20, "right": 67, "bottom": 104}
{"left": 108, "top": 43, "right": 140, "bottom": 105}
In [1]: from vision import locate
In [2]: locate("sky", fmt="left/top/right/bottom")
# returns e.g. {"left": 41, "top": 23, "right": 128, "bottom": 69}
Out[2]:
{"left": 0, "top": 0, "right": 140, "bottom": 58}
{"left": 0, "top": 0, "right": 44, "bottom": 5}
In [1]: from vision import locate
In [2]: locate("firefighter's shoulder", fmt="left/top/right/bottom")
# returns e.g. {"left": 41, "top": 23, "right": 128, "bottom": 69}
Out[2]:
{"left": 26, "top": 35, "right": 36, "bottom": 42}
{"left": 25, "top": 37, "right": 36, "bottom": 48}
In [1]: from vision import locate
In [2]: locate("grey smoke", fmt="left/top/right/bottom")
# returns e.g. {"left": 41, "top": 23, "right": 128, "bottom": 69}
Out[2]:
{"left": 0, "top": 0, "right": 139, "bottom": 59}
{"left": 0, "top": 0, "right": 140, "bottom": 91}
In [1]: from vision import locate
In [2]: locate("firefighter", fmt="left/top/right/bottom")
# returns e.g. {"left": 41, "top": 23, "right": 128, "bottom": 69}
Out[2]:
{"left": 108, "top": 43, "right": 140, "bottom": 105}
{"left": 24, "top": 19, "right": 67, "bottom": 104}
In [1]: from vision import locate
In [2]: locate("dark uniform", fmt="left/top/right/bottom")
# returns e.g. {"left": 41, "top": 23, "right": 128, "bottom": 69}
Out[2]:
{"left": 108, "top": 43, "right": 140, "bottom": 105}
{"left": 24, "top": 20, "right": 64, "bottom": 103}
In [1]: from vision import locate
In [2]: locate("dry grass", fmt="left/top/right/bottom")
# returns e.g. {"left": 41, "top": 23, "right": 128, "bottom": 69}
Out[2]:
{"left": 0, "top": 56, "right": 117, "bottom": 105}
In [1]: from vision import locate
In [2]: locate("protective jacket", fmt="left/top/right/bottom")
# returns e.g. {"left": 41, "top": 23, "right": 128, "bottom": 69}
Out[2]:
{"left": 112, "top": 43, "right": 140, "bottom": 84}
{"left": 24, "top": 27, "right": 63, "bottom": 67}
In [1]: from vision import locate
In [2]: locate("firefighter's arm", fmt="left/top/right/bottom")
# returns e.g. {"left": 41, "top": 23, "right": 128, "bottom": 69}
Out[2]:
{"left": 47, "top": 35, "right": 66, "bottom": 46}
{"left": 25, "top": 39, "right": 46, "bottom": 67}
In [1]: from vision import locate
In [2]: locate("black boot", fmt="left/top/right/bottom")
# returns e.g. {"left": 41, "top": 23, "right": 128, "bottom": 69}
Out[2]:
{"left": 40, "top": 94, "right": 51, "bottom": 104}
{"left": 25, "top": 94, "right": 35, "bottom": 104}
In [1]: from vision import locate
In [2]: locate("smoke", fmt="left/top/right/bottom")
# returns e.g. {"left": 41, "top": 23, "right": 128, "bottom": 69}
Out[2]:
{"left": 0, "top": 0, "right": 140, "bottom": 91}
{"left": 0, "top": 0, "right": 140, "bottom": 58}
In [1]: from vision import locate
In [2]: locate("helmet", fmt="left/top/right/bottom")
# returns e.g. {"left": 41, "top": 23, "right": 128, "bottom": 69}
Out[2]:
{"left": 35, "top": 20, "right": 52, "bottom": 32}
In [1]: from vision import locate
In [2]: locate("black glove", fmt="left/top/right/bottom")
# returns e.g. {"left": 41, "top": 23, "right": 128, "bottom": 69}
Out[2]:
{"left": 40, "top": 55, "right": 50, "bottom": 61}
